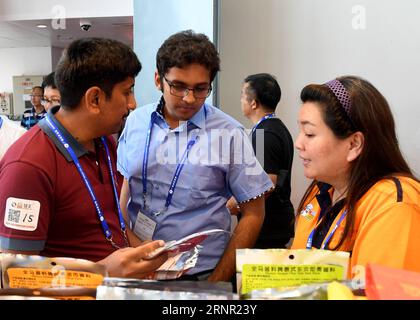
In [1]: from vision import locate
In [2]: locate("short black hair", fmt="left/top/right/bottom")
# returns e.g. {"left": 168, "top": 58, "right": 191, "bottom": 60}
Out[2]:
{"left": 157, "top": 30, "right": 220, "bottom": 82}
{"left": 32, "top": 86, "right": 44, "bottom": 92}
{"left": 55, "top": 37, "right": 141, "bottom": 109}
{"left": 244, "top": 73, "right": 281, "bottom": 111}
{"left": 42, "top": 72, "right": 57, "bottom": 89}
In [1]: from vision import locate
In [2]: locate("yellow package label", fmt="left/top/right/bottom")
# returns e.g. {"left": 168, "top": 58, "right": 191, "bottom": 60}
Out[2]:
{"left": 55, "top": 296, "right": 96, "bottom": 301}
{"left": 6, "top": 268, "right": 104, "bottom": 289}
{"left": 242, "top": 264, "right": 344, "bottom": 294}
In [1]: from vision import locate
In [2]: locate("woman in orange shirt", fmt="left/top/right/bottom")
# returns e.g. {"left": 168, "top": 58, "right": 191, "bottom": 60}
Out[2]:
{"left": 292, "top": 76, "right": 420, "bottom": 277}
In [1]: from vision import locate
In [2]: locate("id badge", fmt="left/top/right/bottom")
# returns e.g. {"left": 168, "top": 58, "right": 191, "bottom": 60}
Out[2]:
{"left": 134, "top": 211, "right": 157, "bottom": 241}
{"left": 301, "top": 203, "right": 316, "bottom": 221}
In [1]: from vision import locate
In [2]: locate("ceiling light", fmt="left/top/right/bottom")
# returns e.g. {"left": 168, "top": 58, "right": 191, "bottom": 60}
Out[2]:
{"left": 36, "top": 24, "right": 48, "bottom": 29}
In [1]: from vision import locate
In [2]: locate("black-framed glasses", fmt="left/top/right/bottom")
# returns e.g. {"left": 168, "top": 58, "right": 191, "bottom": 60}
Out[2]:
{"left": 163, "top": 76, "right": 212, "bottom": 99}
{"left": 41, "top": 98, "right": 61, "bottom": 106}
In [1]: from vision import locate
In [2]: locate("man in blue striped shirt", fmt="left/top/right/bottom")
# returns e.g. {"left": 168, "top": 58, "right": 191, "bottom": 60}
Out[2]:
{"left": 117, "top": 30, "right": 273, "bottom": 283}
{"left": 20, "top": 86, "right": 46, "bottom": 130}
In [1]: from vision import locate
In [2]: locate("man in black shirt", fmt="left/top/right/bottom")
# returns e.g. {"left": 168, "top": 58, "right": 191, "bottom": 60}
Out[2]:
{"left": 229, "top": 73, "right": 295, "bottom": 248}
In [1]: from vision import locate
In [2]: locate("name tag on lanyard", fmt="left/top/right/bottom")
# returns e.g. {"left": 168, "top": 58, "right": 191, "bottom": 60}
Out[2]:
{"left": 134, "top": 211, "right": 157, "bottom": 241}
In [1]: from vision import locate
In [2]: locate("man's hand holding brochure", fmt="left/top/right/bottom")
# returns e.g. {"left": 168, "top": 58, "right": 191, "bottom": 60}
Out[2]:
{"left": 145, "top": 229, "right": 230, "bottom": 280}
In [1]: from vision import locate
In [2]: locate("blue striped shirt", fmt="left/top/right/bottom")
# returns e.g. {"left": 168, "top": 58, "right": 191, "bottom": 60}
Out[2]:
{"left": 20, "top": 107, "right": 46, "bottom": 130}
{"left": 117, "top": 101, "right": 273, "bottom": 274}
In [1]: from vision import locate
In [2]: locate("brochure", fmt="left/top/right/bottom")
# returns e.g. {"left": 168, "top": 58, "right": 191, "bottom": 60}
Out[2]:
{"left": 147, "top": 228, "right": 230, "bottom": 280}
{"left": 146, "top": 228, "right": 229, "bottom": 259}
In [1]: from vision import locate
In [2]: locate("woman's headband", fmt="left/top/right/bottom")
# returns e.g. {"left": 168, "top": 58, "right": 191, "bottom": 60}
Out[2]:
{"left": 324, "top": 79, "right": 352, "bottom": 118}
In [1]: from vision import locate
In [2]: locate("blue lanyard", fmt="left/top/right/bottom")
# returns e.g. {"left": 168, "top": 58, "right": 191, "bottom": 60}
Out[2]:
{"left": 45, "top": 115, "right": 129, "bottom": 249}
{"left": 142, "top": 107, "right": 204, "bottom": 216}
{"left": 251, "top": 113, "right": 276, "bottom": 135}
{"left": 306, "top": 209, "right": 347, "bottom": 250}
{"left": 142, "top": 115, "right": 154, "bottom": 206}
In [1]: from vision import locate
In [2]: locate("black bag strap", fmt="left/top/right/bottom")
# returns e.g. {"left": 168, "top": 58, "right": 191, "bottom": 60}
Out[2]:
{"left": 390, "top": 177, "right": 403, "bottom": 202}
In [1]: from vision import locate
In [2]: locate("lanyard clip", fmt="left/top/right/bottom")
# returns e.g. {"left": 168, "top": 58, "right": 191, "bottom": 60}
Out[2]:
{"left": 154, "top": 207, "right": 168, "bottom": 217}
{"left": 143, "top": 193, "right": 148, "bottom": 209}
{"left": 107, "top": 236, "right": 121, "bottom": 250}
{"left": 153, "top": 211, "right": 162, "bottom": 217}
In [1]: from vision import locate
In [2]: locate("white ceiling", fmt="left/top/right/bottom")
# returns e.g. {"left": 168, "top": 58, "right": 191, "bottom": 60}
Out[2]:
{"left": 0, "top": 16, "right": 133, "bottom": 49}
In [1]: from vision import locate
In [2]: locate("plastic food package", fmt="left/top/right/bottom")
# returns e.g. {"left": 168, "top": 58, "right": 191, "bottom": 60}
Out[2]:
{"left": 243, "top": 280, "right": 362, "bottom": 300}
{"left": 96, "top": 277, "right": 237, "bottom": 300}
{"left": 0, "top": 254, "right": 106, "bottom": 299}
{"left": 365, "top": 264, "right": 420, "bottom": 300}
{"left": 236, "top": 249, "right": 350, "bottom": 294}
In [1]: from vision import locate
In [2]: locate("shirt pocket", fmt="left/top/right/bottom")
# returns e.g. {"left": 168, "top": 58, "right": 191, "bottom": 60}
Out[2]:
{"left": 184, "top": 164, "right": 226, "bottom": 199}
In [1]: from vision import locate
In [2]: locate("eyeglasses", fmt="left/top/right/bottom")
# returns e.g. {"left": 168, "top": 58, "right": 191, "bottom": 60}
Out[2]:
{"left": 30, "top": 94, "right": 43, "bottom": 98}
{"left": 163, "top": 76, "right": 212, "bottom": 99}
{"left": 41, "top": 98, "right": 61, "bottom": 106}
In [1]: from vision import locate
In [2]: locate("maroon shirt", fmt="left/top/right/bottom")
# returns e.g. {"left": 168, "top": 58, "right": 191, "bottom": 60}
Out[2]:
{"left": 0, "top": 111, "right": 125, "bottom": 262}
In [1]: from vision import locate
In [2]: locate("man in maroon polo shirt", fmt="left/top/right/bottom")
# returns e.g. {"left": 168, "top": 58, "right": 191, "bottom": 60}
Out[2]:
{"left": 0, "top": 38, "right": 167, "bottom": 278}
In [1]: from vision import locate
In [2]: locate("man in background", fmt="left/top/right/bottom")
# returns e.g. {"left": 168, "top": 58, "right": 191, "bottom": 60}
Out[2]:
{"left": 21, "top": 86, "right": 46, "bottom": 129}
{"left": 229, "top": 73, "right": 295, "bottom": 249}
{"left": 42, "top": 72, "right": 61, "bottom": 112}
{"left": 0, "top": 114, "right": 26, "bottom": 160}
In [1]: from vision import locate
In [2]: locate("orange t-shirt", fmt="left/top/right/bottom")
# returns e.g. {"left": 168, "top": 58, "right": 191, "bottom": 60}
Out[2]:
{"left": 292, "top": 177, "right": 420, "bottom": 277}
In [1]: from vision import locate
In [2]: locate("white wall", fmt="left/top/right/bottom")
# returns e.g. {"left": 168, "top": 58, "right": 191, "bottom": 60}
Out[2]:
{"left": 51, "top": 46, "right": 64, "bottom": 70}
{"left": 219, "top": 0, "right": 420, "bottom": 209}
{"left": 133, "top": 0, "right": 214, "bottom": 105}
{"left": 0, "top": 47, "right": 52, "bottom": 92}
{"left": 0, "top": 0, "right": 133, "bottom": 20}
